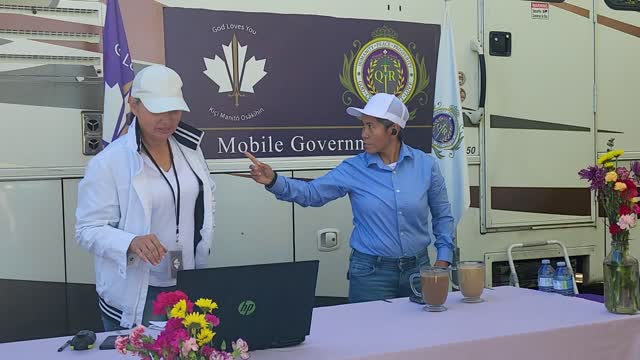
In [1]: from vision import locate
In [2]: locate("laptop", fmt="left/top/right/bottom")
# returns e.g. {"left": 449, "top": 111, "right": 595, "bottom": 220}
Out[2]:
{"left": 177, "top": 260, "right": 319, "bottom": 351}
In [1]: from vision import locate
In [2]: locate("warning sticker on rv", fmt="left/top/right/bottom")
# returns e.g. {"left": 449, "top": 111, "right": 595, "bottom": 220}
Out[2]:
{"left": 531, "top": 2, "right": 549, "bottom": 20}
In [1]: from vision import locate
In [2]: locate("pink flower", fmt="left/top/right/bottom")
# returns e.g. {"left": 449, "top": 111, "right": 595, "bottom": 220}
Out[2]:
{"left": 232, "top": 338, "right": 249, "bottom": 353}
{"left": 206, "top": 314, "right": 221, "bottom": 327}
{"left": 132, "top": 325, "right": 146, "bottom": 336}
{"left": 147, "top": 327, "right": 187, "bottom": 358}
{"left": 201, "top": 345, "right": 214, "bottom": 358}
{"left": 130, "top": 325, "right": 146, "bottom": 348}
{"left": 185, "top": 299, "right": 195, "bottom": 312}
{"left": 142, "top": 339, "right": 160, "bottom": 354}
{"left": 210, "top": 350, "right": 233, "bottom": 360}
{"left": 115, "top": 335, "right": 129, "bottom": 355}
{"left": 148, "top": 332, "right": 179, "bottom": 359}
{"left": 619, "top": 205, "right": 633, "bottom": 216}
{"left": 169, "top": 329, "right": 190, "bottom": 351}
{"left": 618, "top": 214, "right": 637, "bottom": 230}
{"left": 610, "top": 223, "right": 622, "bottom": 235}
{"left": 165, "top": 317, "right": 184, "bottom": 332}
{"left": 181, "top": 337, "right": 199, "bottom": 357}
{"left": 633, "top": 204, "right": 640, "bottom": 215}
{"left": 153, "top": 290, "right": 192, "bottom": 315}
{"left": 233, "top": 339, "right": 250, "bottom": 359}
{"left": 621, "top": 180, "right": 639, "bottom": 200}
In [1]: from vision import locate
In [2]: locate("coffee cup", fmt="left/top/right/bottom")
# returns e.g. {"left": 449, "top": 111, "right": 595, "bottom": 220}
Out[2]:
{"left": 409, "top": 266, "right": 451, "bottom": 312}
{"left": 458, "top": 261, "right": 485, "bottom": 303}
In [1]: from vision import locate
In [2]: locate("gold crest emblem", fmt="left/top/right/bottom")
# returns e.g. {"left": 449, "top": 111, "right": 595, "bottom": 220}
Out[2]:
{"left": 340, "top": 25, "right": 430, "bottom": 120}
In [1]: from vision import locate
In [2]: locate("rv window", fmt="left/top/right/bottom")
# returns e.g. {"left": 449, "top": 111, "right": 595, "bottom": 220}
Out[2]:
{"left": 605, "top": 0, "right": 640, "bottom": 11}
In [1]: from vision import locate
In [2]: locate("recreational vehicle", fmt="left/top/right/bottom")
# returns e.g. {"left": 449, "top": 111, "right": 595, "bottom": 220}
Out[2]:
{"left": 0, "top": 0, "right": 638, "bottom": 342}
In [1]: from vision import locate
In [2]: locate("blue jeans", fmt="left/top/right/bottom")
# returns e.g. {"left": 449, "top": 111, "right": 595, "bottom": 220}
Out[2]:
{"left": 101, "top": 285, "right": 176, "bottom": 331}
{"left": 347, "top": 248, "right": 430, "bottom": 303}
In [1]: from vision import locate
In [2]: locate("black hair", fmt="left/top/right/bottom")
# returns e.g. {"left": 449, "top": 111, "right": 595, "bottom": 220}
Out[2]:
{"left": 376, "top": 118, "right": 403, "bottom": 142}
{"left": 131, "top": 97, "right": 142, "bottom": 151}
{"left": 134, "top": 116, "right": 142, "bottom": 152}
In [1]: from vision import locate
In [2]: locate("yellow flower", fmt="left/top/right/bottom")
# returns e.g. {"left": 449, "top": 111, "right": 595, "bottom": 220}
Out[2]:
{"left": 605, "top": 171, "right": 618, "bottom": 183}
{"left": 597, "top": 150, "right": 625, "bottom": 165}
{"left": 195, "top": 298, "right": 219, "bottom": 313}
{"left": 596, "top": 155, "right": 608, "bottom": 165}
{"left": 611, "top": 149, "right": 624, "bottom": 158}
{"left": 604, "top": 162, "right": 615, "bottom": 168}
{"left": 196, "top": 327, "right": 215, "bottom": 346}
{"left": 170, "top": 299, "right": 187, "bottom": 319}
{"left": 614, "top": 182, "right": 627, "bottom": 192}
{"left": 632, "top": 197, "right": 640, "bottom": 203}
{"left": 183, "top": 312, "right": 208, "bottom": 329}
{"left": 597, "top": 153, "right": 613, "bottom": 165}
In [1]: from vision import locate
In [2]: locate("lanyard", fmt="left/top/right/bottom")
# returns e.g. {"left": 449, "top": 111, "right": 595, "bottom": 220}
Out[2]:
{"left": 142, "top": 141, "right": 180, "bottom": 244}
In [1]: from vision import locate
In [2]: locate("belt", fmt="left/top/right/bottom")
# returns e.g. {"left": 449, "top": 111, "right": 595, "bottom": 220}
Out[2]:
{"left": 351, "top": 248, "right": 428, "bottom": 266}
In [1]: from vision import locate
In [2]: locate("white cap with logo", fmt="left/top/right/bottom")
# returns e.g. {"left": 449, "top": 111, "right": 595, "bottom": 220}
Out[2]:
{"left": 131, "top": 64, "right": 190, "bottom": 114}
{"left": 346, "top": 93, "right": 409, "bottom": 128}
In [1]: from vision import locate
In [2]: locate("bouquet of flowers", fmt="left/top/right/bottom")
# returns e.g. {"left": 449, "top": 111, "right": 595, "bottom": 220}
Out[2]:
{"left": 115, "top": 290, "right": 250, "bottom": 360}
{"left": 578, "top": 139, "right": 640, "bottom": 240}
{"left": 579, "top": 138, "right": 640, "bottom": 314}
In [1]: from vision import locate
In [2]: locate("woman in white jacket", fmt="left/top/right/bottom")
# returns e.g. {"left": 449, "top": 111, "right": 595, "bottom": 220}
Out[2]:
{"left": 76, "top": 65, "right": 215, "bottom": 330}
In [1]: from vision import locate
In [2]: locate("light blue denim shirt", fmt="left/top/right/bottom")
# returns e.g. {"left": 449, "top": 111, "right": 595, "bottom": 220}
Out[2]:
{"left": 267, "top": 143, "right": 455, "bottom": 262}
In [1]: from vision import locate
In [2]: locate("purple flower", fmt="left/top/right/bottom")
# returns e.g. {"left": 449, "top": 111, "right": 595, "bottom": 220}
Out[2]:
{"left": 616, "top": 167, "right": 630, "bottom": 181}
{"left": 578, "top": 166, "right": 606, "bottom": 190}
{"left": 631, "top": 161, "right": 640, "bottom": 178}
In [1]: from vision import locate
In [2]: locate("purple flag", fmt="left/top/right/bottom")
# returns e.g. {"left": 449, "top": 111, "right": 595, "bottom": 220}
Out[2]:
{"left": 102, "top": 0, "right": 134, "bottom": 144}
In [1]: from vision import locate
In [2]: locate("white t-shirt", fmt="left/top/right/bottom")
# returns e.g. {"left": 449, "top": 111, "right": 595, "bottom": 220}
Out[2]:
{"left": 387, "top": 162, "right": 398, "bottom": 170}
{"left": 143, "top": 138, "right": 199, "bottom": 287}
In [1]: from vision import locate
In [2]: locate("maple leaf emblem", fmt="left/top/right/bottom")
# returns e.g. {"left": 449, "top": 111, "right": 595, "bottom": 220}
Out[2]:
{"left": 203, "top": 34, "right": 267, "bottom": 106}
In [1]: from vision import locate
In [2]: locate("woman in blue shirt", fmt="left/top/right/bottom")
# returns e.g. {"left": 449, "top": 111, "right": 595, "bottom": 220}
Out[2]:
{"left": 244, "top": 93, "right": 454, "bottom": 303}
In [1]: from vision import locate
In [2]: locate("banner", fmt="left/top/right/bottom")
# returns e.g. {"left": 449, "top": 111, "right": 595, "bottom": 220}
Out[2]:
{"left": 164, "top": 9, "right": 440, "bottom": 159}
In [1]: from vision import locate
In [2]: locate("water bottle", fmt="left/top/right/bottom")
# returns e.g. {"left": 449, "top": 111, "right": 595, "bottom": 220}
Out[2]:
{"left": 552, "top": 262, "right": 574, "bottom": 296}
{"left": 537, "top": 259, "right": 555, "bottom": 293}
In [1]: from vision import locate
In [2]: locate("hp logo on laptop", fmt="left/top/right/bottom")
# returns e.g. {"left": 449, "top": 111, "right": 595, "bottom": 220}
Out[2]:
{"left": 238, "top": 300, "right": 256, "bottom": 316}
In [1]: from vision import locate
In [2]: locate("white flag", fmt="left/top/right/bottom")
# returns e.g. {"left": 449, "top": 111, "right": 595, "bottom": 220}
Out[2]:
{"left": 431, "top": 3, "right": 470, "bottom": 226}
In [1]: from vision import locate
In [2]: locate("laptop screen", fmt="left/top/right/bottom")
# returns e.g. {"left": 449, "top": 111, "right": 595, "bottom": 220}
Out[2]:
{"left": 177, "top": 260, "right": 319, "bottom": 351}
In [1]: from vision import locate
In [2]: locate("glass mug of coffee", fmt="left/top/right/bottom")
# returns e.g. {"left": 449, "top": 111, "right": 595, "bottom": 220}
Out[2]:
{"left": 458, "top": 261, "right": 486, "bottom": 303}
{"left": 409, "top": 266, "right": 451, "bottom": 312}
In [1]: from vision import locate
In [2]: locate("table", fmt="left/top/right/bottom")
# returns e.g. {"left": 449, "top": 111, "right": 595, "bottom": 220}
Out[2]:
{"left": 2, "top": 287, "right": 639, "bottom": 359}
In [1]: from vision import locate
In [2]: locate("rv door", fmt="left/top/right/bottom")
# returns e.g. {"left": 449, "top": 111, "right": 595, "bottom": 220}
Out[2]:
{"left": 481, "top": 0, "right": 597, "bottom": 232}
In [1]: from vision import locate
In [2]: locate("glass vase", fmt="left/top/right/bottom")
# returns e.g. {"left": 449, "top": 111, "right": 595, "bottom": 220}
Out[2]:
{"left": 603, "top": 237, "right": 639, "bottom": 314}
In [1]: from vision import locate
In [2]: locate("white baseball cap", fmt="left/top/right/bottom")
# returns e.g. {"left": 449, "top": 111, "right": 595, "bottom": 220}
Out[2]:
{"left": 346, "top": 93, "right": 409, "bottom": 128}
{"left": 131, "top": 64, "right": 190, "bottom": 113}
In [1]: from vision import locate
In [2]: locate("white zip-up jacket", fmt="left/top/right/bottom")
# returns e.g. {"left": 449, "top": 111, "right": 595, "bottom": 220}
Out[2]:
{"left": 75, "top": 120, "right": 215, "bottom": 328}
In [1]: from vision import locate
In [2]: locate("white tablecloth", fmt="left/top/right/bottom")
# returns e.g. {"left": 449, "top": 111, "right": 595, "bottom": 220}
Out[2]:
{"left": 2, "top": 286, "right": 639, "bottom": 360}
